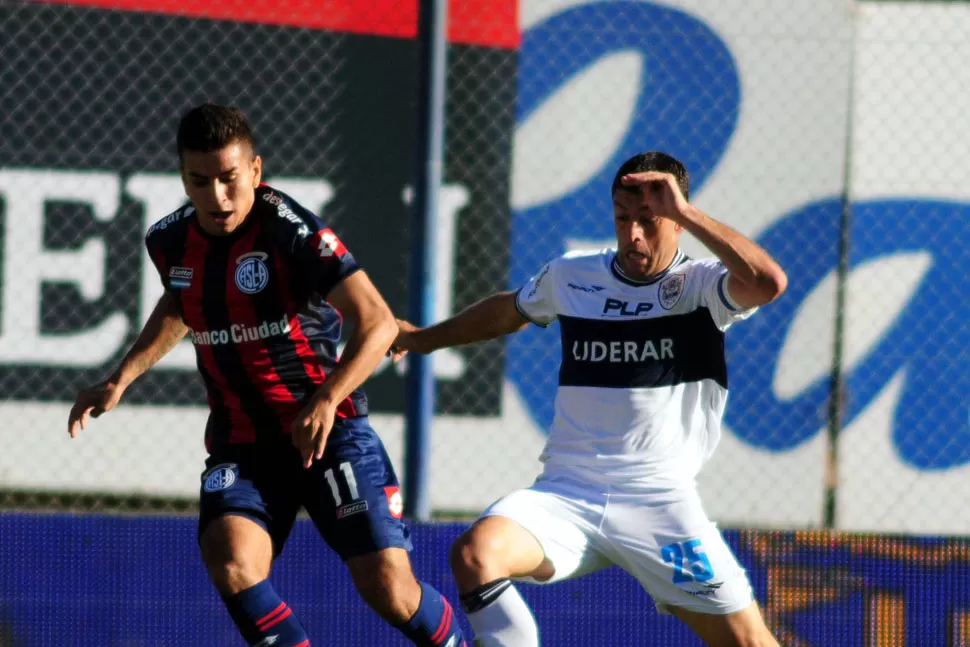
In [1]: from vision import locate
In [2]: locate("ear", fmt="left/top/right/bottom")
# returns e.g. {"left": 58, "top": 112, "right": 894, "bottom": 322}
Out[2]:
{"left": 251, "top": 155, "right": 263, "bottom": 187}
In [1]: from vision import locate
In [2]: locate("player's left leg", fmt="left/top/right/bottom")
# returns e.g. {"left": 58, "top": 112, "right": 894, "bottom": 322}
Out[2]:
{"left": 198, "top": 450, "right": 308, "bottom": 647}
{"left": 668, "top": 603, "right": 779, "bottom": 647}
{"left": 600, "top": 488, "right": 780, "bottom": 647}
{"left": 302, "top": 416, "right": 466, "bottom": 647}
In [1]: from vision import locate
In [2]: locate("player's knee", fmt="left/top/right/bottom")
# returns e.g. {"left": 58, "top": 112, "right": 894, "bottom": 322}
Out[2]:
{"left": 203, "top": 553, "right": 267, "bottom": 596}
{"left": 450, "top": 526, "right": 505, "bottom": 580}
{"left": 199, "top": 525, "right": 271, "bottom": 596}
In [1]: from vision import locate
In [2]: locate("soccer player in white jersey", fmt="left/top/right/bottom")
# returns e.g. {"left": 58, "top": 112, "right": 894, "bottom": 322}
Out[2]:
{"left": 391, "top": 152, "right": 787, "bottom": 646}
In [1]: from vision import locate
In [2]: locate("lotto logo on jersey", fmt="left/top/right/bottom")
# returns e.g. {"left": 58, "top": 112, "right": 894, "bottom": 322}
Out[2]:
{"left": 316, "top": 228, "right": 347, "bottom": 258}
{"left": 190, "top": 315, "right": 292, "bottom": 346}
{"left": 385, "top": 486, "right": 404, "bottom": 519}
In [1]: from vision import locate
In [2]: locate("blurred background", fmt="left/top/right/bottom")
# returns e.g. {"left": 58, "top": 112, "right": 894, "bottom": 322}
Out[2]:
{"left": 1, "top": 0, "right": 969, "bottom": 644}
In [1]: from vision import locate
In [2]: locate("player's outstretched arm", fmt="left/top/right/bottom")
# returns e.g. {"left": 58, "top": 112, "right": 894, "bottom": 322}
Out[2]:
{"left": 621, "top": 171, "right": 787, "bottom": 309}
{"left": 68, "top": 291, "right": 187, "bottom": 437}
{"left": 291, "top": 271, "right": 396, "bottom": 467}
{"left": 391, "top": 291, "right": 529, "bottom": 359}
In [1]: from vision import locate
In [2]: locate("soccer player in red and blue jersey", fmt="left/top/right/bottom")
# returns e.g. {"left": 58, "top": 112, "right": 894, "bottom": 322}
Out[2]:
{"left": 68, "top": 104, "right": 466, "bottom": 647}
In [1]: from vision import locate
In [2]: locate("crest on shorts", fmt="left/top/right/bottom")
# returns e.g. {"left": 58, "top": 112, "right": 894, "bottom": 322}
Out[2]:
{"left": 235, "top": 252, "right": 270, "bottom": 294}
{"left": 659, "top": 272, "right": 686, "bottom": 310}
{"left": 202, "top": 463, "right": 237, "bottom": 492}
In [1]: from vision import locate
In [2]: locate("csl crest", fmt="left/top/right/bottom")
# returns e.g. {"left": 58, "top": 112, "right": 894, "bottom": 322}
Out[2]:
{"left": 659, "top": 273, "right": 686, "bottom": 310}
{"left": 202, "top": 463, "right": 237, "bottom": 492}
{"left": 235, "top": 252, "right": 270, "bottom": 294}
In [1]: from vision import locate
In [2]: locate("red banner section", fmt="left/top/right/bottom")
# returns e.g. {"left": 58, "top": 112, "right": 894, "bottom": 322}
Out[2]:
{"left": 32, "top": 0, "right": 519, "bottom": 48}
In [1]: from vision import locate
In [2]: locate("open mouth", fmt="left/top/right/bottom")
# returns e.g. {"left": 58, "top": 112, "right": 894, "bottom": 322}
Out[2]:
{"left": 210, "top": 211, "right": 233, "bottom": 223}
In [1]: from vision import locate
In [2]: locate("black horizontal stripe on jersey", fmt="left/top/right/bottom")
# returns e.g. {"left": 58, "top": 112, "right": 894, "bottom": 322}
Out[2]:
{"left": 558, "top": 308, "right": 726, "bottom": 389}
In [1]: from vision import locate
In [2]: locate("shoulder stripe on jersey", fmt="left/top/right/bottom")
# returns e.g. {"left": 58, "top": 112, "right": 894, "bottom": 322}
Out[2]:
{"left": 716, "top": 273, "right": 739, "bottom": 312}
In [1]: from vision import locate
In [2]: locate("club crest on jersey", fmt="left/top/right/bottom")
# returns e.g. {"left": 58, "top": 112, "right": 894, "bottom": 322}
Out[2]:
{"left": 659, "top": 273, "right": 686, "bottom": 310}
{"left": 168, "top": 266, "right": 193, "bottom": 290}
{"left": 202, "top": 463, "right": 237, "bottom": 492}
{"left": 235, "top": 252, "right": 270, "bottom": 294}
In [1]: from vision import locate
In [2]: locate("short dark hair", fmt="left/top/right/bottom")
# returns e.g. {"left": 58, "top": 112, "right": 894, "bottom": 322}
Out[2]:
{"left": 176, "top": 103, "right": 255, "bottom": 160}
{"left": 611, "top": 151, "right": 690, "bottom": 201}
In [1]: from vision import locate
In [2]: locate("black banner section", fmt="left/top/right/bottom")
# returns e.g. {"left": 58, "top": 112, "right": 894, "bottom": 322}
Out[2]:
{"left": 0, "top": 3, "right": 515, "bottom": 415}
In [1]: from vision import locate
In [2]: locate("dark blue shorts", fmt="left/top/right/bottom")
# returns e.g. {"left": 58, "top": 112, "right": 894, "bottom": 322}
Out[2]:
{"left": 197, "top": 416, "right": 411, "bottom": 560}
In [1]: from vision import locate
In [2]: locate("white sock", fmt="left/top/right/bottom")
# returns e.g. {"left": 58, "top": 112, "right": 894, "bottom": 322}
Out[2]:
{"left": 462, "top": 580, "right": 539, "bottom": 647}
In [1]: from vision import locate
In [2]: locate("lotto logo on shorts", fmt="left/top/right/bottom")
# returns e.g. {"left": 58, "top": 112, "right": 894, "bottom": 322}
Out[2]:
{"left": 202, "top": 463, "right": 237, "bottom": 492}
{"left": 336, "top": 501, "right": 369, "bottom": 519}
{"left": 385, "top": 486, "right": 403, "bottom": 519}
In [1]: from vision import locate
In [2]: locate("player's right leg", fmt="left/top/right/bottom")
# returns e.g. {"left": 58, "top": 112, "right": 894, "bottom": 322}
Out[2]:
{"left": 198, "top": 453, "right": 308, "bottom": 647}
{"left": 451, "top": 481, "right": 613, "bottom": 647}
{"left": 601, "top": 489, "right": 779, "bottom": 647}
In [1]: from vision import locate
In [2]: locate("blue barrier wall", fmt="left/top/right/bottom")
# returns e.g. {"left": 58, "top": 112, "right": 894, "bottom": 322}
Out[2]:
{"left": 2, "top": 514, "right": 970, "bottom": 645}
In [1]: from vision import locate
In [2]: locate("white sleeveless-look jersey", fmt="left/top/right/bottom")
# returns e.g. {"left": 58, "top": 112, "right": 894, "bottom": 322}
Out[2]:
{"left": 515, "top": 248, "right": 756, "bottom": 491}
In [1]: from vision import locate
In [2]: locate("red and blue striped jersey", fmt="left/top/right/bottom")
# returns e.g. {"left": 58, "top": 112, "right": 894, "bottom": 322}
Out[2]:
{"left": 145, "top": 184, "right": 368, "bottom": 451}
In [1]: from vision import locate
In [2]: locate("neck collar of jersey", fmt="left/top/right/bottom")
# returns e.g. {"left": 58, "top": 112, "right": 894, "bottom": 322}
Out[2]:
{"left": 610, "top": 248, "right": 686, "bottom": 286}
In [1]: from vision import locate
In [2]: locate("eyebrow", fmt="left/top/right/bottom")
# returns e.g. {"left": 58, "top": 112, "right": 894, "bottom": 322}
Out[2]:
{"left": 188, "top": 166, "right": 238, "bottom": 179}
{"left": 612, "top": 199, "right": 649, "bottom": 210}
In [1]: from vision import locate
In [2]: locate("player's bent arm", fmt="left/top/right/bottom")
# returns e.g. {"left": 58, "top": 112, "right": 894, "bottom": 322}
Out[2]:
{"left": 410, "top": 291, "right": 529, "bottom": 353}
{"left": 111, "top": 291, "right": 188, "bottom": 387}
{"left": 317, "top": 271, "right": 397, "bottom": 406}
{"left": 677, "top": 205, "right": 788, "bottom": 309}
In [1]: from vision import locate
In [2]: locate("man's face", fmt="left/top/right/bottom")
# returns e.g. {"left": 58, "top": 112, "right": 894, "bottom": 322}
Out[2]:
{"left": 180, "top": 140, "right": 262, "bottom": 236}
{"left": 612, "top": 186, "right": 681, "bottom": 279}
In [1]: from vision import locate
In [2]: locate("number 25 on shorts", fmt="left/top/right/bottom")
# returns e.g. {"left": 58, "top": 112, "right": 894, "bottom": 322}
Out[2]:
{"left": 661, "top": 539, "right": 715, "bottom": 584}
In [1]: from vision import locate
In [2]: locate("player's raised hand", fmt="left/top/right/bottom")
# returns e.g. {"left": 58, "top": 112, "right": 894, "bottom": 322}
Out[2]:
{"left": 291, "top": 399, "right": 337, "bottom": 468}
{"left": 621, "top": 171, "right": 690, "bottom": 221}
{"left": 68, "top": 381, "right": 126, "bottom": 438}
{"left": 388, "top": 318, "right": 423, "bottom": 363}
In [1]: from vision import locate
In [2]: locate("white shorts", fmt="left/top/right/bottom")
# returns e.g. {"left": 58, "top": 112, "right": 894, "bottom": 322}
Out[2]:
{"left": 482, "top": 472, "right": 754, "bottom": 616}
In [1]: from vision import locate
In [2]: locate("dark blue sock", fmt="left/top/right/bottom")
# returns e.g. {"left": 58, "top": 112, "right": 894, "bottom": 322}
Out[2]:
{"left": 395, "top": 581, "right": 467, "bottom": 646}
{"left": 223, "top": 580, "right": 310, "bottom": 647}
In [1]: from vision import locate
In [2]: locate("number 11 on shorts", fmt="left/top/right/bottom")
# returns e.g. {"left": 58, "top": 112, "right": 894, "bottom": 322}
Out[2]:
{"left": 324, "top": 462, "right": 359, "bottom": 506}
{"left": 661, "top": 539, "right": 715, "bottom": 584}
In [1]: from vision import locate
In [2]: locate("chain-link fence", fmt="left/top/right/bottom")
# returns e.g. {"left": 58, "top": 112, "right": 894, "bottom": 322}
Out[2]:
{"left": 1, "top": 0, "right": 970, "bottom": 532}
